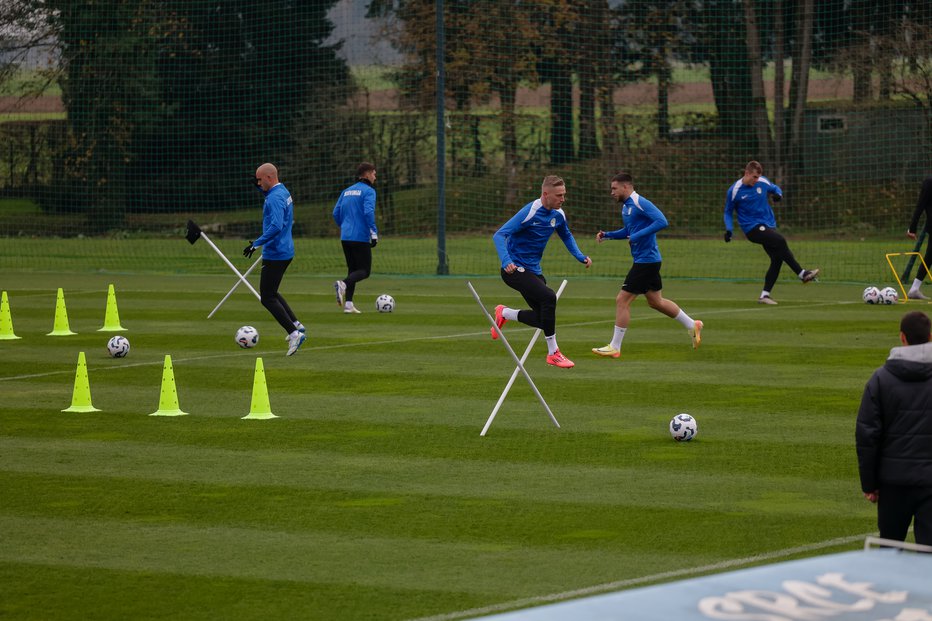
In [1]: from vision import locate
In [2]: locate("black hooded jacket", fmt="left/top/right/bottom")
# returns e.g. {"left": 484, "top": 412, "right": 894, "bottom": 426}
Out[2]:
{"left": 857, "top": 342, "right": 932, "bottom": 492}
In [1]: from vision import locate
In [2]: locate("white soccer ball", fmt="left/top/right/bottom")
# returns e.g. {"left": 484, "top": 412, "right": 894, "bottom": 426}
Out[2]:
{"left": 879, "top": 287, "right": 899, "bottom": 305}
{"left": 862, "top": 286, "right": 881, "bottom": 304}
{"left": 107, "top": 335, "right": 130, "bottom": 358}
{"left": 669, "top": 413, "right": 698, "bottom": 442}
{"left": 235, "top": 325, "right": 259, "bottom": 348}
{"left": 375, "top": 294, "right": 395, "bottom": 313}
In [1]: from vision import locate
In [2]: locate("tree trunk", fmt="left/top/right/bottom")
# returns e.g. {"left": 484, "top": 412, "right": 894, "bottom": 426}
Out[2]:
{"left": 549, "top": 62, "right": 574, "bottom": 164}
{"left": 786, "top": 0, "right": 814, "bottom": 198}
{"left": 743, "top": 0, "right": 773, "bottom": 161}
{"left": 498, "top": 83, "right": 519, "bottom": 213}
{"left": 598, "top": 85, "right": 621, "bottom": 168}
{"left": 657, "top": 52, "right": 671, "bottom": 139}
{"left": 578, "top": 72, "right": 598, "bottom": 159}
{"left": 773, "top": 0, "right": 785, "bottom": 180}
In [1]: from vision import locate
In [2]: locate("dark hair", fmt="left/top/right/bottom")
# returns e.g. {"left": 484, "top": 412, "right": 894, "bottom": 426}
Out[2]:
{"left": 611, "top": 172, "right": 633, "bottom": 184}
{"left": 900, "top": 311, "right": 932, "bottom": 345}
{"left": 745, "top": 160, "right": 763, "bottom": 174}
{"left": 356, "top": 162, "right": 376, "bottom": 178}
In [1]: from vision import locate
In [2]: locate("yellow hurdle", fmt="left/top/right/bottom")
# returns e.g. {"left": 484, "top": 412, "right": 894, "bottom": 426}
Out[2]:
{"left": 885, "top": 252, "right": 932, "bottom": 303}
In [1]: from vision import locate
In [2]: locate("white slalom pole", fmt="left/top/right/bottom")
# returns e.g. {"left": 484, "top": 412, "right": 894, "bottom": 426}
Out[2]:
{"left": 481, "top": 279, "right": 567, "bottom": 436}
{"left": 467, "top": 281, "right": 560, "bottom": 431}
{"left": 208, "top": 255, "right": 262, "bottom": 318}
{"left": 197, "top": 231, "right": 262, "bottom": 300}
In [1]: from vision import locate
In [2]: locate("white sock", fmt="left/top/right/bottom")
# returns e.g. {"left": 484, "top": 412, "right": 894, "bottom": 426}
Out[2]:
{"left": 294, "top": 321, "right": 303, "bottom": 328}
{"left": 912, "top": 279, "right": 923, "bottom": 292}
{"left": 674, "top": 310, "right": 695, "bottom": 330}
{"left": 344, "top": 301, "right": 354, "bottom": 310}
{"left": 545, "top": 335, "right": 558, "bottom": 355}
{"left": 610, "top": 326, "right": 627, "bottom": 351}
{"left": 798, "top": 269, "right": 806, "bottom": 279}
{"left": 289, "top": 329, "right": 300, "bottom": 339}
{"left": 503, "top": 307, "right": 519, "bottom": 321}
{"left": 761, "top": 290, "right": 771, "bottom": 298}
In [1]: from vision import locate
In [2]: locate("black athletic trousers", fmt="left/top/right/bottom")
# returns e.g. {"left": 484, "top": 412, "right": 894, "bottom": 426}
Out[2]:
{"left": 341, "top": 240, "right": 372, "bottom": 302}
{"left": 914, "top": 177, "right": 932, "bottom": 280}
{"left": 260, "top": 258, "right": 298, "bottom": 334}
{"left": 500, "top": 269, "right": 556, "bottom": 337}
{"left": 744, "top": 226, "right": 803, "bottom": 292}
{"left": 877, "top": 485, "right": 932, "bottom": 545}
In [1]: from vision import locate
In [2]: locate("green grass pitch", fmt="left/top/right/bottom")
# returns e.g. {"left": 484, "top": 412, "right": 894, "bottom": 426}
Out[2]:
{"left": 0, "top": 269, "right": 913, "bottom": 620}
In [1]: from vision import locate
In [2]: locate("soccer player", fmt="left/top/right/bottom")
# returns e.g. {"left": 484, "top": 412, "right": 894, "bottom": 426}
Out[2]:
{"left": 491, "top": 175, "right": 592, "bottom": 369}
{"left": 332, "top": 162, "right": 378, "bottom": 314}
{"left": 724, "top": 161, "right": 820, "bottom": 304}
{"left": 906, "top": 176, "right": 932, "bottom": 300}
{"left": 243, "top": 163, "right": 306, "bottom": 356}
{"left": 592, "top": 172, "right": 702, "bottom": 359}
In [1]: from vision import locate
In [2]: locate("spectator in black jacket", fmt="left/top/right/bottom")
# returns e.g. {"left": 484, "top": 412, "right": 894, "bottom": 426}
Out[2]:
{"left": 906, "top": 176, "right": 932, "bottom": 300}
{"left": 857, "top": 311, "right": 932, "bottom": 545}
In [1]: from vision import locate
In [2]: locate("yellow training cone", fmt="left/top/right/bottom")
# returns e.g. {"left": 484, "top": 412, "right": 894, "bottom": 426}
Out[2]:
{"left": 150, "top": 354, "right": 189, "bottom": 416}
{"left": 63, "top": 351, "right": 100, "bottom": 412}
{"left": 47, "top": 288, "right": 77, "bottom": 336}
{"left": 98, "top": 283, "right": 126, "bottom": 331}
{"left": 242, "top": 357, "right": 277, "bottom": 420}
{"left": 0, "top": 291, "right": 21, "bottom": 340}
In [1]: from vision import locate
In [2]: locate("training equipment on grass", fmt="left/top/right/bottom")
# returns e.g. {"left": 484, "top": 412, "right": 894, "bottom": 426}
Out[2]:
{"left": 480, "top": 280, "right": 568, "bottom": 437}
{"left": 670, "top": 413, "right": 697, "bottom": 442}
{"left": 98, "top": 283, "right": 126, "bottom": 331}
{"left": 879, "top": 286, "right": 899, "bottom": 305}
{"left": 885, "top": 252, "right": 929, "bottom": 303}
{"left": 375, "top": 294, "right": 395, "bottom": 313}
{"left": 235, "top": 325, "right": 259, "bottom": 348}
{"left": 150, "top": 354, "right": 189, "bottom": 417}
{"left": 467, "top": 280, "right": 560, "bottom": 435}
{"left": 0, "top": 291, "right": 21, "bottom": 340}
{"left": 209, "top": 256, "right": 262, "bottom": 319}
{"left": 185, "top": 219, "right": 262, "bottom": 317}
{"left": 47, "top": 288, "right": 77, "bottom": 336}
{"left": 900, "top": 230, "right": 928, "bottom": 284}
{"left": 243, "top": 357, "right": 277, "bottom": 420}
{"left": 862, "top": 286, "right": 881, "bottom": 304}
{"left": 106, "top": 335, "right": 130, "bottom": 358}
{"left": 63, "top": 351, "right": 100, "bottom": 413}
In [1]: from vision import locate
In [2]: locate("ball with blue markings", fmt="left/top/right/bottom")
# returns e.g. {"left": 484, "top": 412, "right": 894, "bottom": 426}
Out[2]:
{"left": 107, "top": 335, "right": 130, "bottom": 358}
{"left": 235, "top": 325, "right": 259, "bottom": 348}
{"left": 669, "top": 413, "right": 698, "bottom": 442}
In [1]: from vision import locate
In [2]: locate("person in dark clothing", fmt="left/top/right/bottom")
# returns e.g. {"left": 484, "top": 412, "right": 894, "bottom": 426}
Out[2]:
{"left": 856, "top": 311, "right": 932, "bottom": 545}
{"left": 906, "top": 176, "right": 932, "bottom": 300}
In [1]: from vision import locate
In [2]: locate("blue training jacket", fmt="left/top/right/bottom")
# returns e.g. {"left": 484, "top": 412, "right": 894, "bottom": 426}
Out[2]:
{"left": 252, "top": 183, "right": 295, "bottom": 261}
{"left": 601, "top": 191, "right": 667, "bottom": 264}
{"left": 333, "top": 180, "right": 377, "bottom": 243}
{"left": 493, "top": 199, "right": 588, "bottom": 275}
{"left": 724, "top": 176, "right": 782, "bottom": 234}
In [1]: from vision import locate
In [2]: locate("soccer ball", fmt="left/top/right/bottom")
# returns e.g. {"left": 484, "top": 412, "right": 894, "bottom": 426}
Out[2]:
{"left": 375, "top": 294, "right": 395, "bottom": 313}
{"left": 235, "top": 325, "right": 259, "bottom": 348}
{"left": 879, "top": 287, "right": 899, "bottom": 305}
{"left": 862, "top": 286, "right": 881, "bottom": 304}
{"left": 669, "top": 413, "right": 698, "bottom": 442}
{"left": 107, "top": 335, "right": 130, "bottom": 358}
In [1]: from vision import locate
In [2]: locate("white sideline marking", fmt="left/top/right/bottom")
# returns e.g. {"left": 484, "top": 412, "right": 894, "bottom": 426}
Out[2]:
{"left": 0, "top": 299, "right": 859, "bottom": 383}
{"left": 406, "top": 532, "right": 874, "bottom": 621}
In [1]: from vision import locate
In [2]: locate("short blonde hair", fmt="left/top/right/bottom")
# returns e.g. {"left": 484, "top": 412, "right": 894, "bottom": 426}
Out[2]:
{"left": 745, "top": 161, "right": 763, "bottom": 174}
{"left": 541, "top": 175, "right": 565, "bottom": 191}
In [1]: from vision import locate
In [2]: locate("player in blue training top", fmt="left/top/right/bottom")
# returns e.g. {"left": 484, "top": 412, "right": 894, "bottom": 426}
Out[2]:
{"left": 333, "top": 162, "right": 378, "bottom": 314}
{"left": 724, "top": 160, "right": 820, "bottom": 304}
{"left": 591, "top": 172, "right": 703, "bottom": 359}
{"left": 243, "top": 163, "right": 306, "bottom": 356}
{"left": 491, "top": 175, "right": 592, "bottom": 369}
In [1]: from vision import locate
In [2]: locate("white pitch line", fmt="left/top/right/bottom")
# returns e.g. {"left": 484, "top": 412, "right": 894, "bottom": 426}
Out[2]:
{"left": 0, "top": 299, "right": 860, "bottom": 384}
{"left": 406, "top": 532, "right": 875, "bottom": 621}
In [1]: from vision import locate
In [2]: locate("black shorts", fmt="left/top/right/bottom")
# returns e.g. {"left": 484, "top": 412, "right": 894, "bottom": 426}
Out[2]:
{"left": 622, "top": 262, "right": 662, "bottom": 294}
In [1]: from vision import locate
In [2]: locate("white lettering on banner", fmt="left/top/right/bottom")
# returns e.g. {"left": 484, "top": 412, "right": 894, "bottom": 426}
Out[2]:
{"left": 697, "top": 572, "right": 919, "bottom": 621}
{"left": 344, "top": 190, "right": 362, "bottom": 196}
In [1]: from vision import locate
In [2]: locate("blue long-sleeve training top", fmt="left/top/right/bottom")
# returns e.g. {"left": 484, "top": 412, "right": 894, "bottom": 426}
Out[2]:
{"left": 601, "top": 191, "right": 667, "bottom": 263}
{"left": 724, "top": 176, "right": 782, "bottom": 234}
{"left": 493, "top": 199, "right": 588, "bottom": 275}
{"left": 252, "top": 183, "right": 295, "bottom": 261}
{"left": 332, "top": 180, "right": 377, "bottom": 243}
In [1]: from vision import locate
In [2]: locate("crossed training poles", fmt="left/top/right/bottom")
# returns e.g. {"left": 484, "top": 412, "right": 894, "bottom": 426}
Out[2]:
{"left": 185, "top": 219, "right": 262, "bottom": 318}
{"left": 467, "top": 280, "right": 567, "bottom": 437}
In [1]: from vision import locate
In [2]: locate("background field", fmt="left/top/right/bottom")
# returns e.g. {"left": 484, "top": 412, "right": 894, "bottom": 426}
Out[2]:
{"left": 0, "top": 255, "right": 918, "bottom": 620}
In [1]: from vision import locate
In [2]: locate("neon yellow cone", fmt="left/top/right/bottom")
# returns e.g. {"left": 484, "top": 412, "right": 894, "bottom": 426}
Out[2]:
{"left": 63, "top": 351, "right": 100, "bottom": 412}
{"left": 0, "top": 291, "right": 21, "bottom": 340}
{"left": 150, "top": 354, "right": 189, "bottom": 416}
{"left": 98, "top": 284, "right": 126, "bottom": 331}
{"left": 242, "top": 357, "right": 277, "bottom": 419}
{"left": 47, "top": 288, "right": 77, "bottom": 336}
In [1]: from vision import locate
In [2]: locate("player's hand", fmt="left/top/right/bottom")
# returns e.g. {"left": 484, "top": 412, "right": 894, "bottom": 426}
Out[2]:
{"left": 772, "top": 194, "right": 782, "bottom": 202}
{"left": 582, "top": 257, "right": 592, "bottom": 268}
{"left": 370, "top": 236, "right": 378, "bottom": 248}
{"left": 504, "top": 263, "right": 517, "bottom": 274}
{"left": 908, "top": 231, "right": 917, "bottom": 240}
{"left": 724, "top": 230, "right": 732, "bottom": 243}
{"left": 243, "top": 242, "right": 256, "bottom": 258}
{"left": 864, "top": 491, "right": 879, "bottom": 503}
{"left": 596, "top": 230, "right": 605, "bottom": 244}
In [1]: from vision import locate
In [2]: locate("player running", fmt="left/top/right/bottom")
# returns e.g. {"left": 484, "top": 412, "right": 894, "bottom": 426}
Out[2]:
{"left": 491, "top": 175, "right": 592, "bottom": 369}
{"left": 592, "top": 172, "right": 702, "bottom": 359}
{"left": 724, "top": 160, "right": 820, "bottom": 304}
